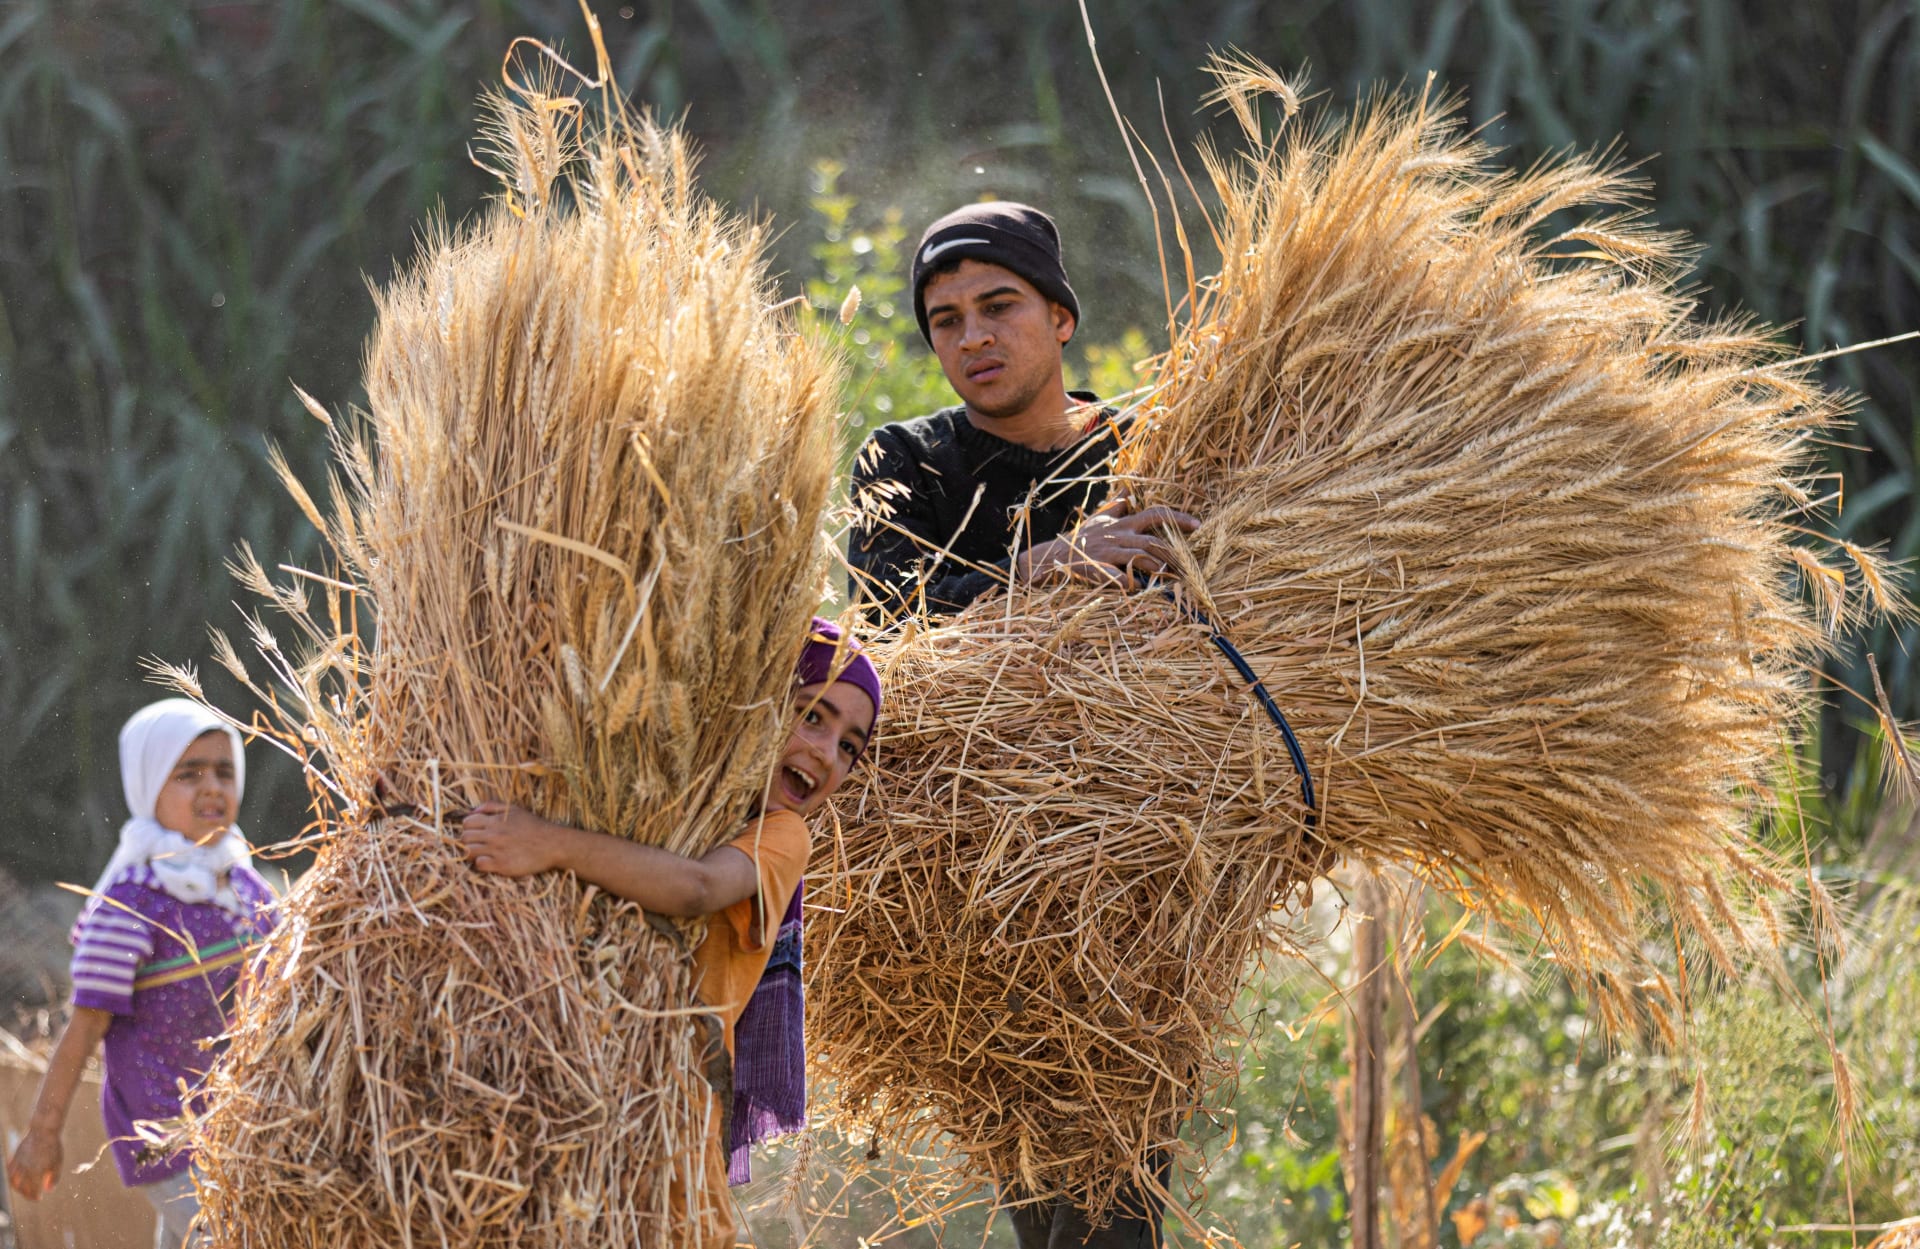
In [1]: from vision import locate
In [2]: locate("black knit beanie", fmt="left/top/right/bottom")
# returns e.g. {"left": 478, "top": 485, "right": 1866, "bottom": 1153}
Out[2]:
{"left": 911, "top": 201, "right": 1080, "bottom": 346}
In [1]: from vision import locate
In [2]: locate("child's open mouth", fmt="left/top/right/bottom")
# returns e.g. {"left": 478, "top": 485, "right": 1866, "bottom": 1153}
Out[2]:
{"left": 780, "top": 765, "right": 818, "bottom": 803}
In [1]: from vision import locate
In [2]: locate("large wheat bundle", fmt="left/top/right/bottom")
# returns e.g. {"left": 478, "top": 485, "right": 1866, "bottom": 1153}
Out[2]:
{"left": 176, "top": 47, "right": 841, "bottom": 1249}
{"left": 809, "top": 64, "right": 1892, "bottom": 1222}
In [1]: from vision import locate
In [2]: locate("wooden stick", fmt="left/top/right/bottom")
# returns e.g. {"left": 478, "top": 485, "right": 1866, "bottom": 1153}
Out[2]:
{"left": 1348, "top": 875, "right": 1389, "bottom": 1249}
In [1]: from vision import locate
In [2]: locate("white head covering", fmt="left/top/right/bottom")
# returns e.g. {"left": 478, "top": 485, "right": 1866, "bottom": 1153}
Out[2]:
{"left": 119, "top": 697, "right": 247, "bottom": 819}
{"left": 85, "top": 698, "right": 253, "bottom": 917}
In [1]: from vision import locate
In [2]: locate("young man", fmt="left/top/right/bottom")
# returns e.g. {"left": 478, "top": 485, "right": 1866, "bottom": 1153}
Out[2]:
{"left": 849, "top": 201, "right": 1196, "bottom": 619}
{"left": 848, "top": 202, "right": 1191, "bottom": 1246}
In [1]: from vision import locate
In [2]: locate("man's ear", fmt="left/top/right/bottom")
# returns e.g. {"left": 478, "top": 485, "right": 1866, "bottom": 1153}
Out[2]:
{"left": 1052, "top": 301, "right": 1076, "bottom": 345}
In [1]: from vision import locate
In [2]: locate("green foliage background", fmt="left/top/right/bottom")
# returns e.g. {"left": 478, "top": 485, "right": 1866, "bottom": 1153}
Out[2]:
{"left": 3, "top": 0, "right": 1916, "bottom": 881}
{"left": 2, "top": 2, "right": 1918, "bottom": 1243}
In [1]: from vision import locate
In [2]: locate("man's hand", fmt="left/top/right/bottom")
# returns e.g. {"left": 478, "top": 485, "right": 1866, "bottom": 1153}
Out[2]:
{"left": 7, "top": 1124, "right": 62, "bottom": 1201}
{"left": 459, "top": 802, "right": 573, "bottom": 877}
{"left": 1016, "top": 497, "right": 1200, "bottom": 586}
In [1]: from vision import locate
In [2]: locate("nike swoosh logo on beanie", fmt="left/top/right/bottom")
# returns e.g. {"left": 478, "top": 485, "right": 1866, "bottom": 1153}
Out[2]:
{"left": 922, "top": 236, "right": 991, "bottom": 265}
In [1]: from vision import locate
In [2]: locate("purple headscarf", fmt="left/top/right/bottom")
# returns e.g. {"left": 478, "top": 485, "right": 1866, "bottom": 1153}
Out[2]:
{"left": 727, "top": 617, "right": 881, "bottom": 1184}
{"left": 793, "top": 616, "right": 882, "bottom": 751}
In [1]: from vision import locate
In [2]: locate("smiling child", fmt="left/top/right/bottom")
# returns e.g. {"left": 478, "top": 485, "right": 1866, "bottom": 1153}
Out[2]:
{"left": 457, "top": 617, "right": 881, "bottom": 1244}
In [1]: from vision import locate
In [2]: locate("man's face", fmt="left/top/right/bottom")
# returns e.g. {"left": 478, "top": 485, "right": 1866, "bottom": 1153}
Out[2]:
{"left": 923, "top": 260, "right": 1075, "bottom": 422}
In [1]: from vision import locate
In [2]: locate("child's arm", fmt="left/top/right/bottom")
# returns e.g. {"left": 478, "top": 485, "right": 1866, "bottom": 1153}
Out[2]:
{"left": 6, "top": 1006, "right": 113, "bottom": 1200}
{"left": 459, "top": 802, "right": 760, "bottom": 917}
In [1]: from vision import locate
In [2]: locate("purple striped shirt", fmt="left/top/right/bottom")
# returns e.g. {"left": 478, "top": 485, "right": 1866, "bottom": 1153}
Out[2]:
{"left": 68, "top": 864, "right": 277, "bottom": 1186}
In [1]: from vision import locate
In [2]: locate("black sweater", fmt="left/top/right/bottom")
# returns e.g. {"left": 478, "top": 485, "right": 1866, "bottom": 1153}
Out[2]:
{"left": 848, "top": 393, "right": 1125, "bottom": 617}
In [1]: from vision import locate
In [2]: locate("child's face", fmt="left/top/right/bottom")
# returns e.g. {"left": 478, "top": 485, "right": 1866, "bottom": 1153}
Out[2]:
{"left": 768, "top": 680, "right": 876, "bottom": 818}
{"left": 151, "top": 730, "right": 239, "bottom": 846}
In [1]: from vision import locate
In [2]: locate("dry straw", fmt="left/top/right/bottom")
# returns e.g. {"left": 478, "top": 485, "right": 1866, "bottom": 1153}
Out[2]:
{"left": 169, "top": 20, "right": 841, "bottom": 1247}
{"left": 810, "top": 59, "right": 1899, "bottom": 1224}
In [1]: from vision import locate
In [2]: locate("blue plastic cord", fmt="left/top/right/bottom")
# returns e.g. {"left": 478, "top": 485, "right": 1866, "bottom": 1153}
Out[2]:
{"left": 1158, "top": 585, "right": 1318, "bottom": 827}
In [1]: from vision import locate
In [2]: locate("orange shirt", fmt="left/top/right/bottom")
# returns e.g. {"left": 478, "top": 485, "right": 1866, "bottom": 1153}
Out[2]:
{"left": 689, "top": 808, "right": 810, "bottom": 1056}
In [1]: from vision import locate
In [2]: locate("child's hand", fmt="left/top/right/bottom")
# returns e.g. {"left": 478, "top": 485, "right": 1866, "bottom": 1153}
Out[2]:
{"left": 7, "top": 1125, "right": 62, "bottom": 1200}
{"left": 458, "top": 802, "right": 568, "bottom": 877}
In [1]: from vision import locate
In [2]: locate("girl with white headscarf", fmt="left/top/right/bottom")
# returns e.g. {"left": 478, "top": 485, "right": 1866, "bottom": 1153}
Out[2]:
{"left": 87, "top": 698, "right": 255, "bottom": 916}
{"left": 6, "top": 698, "right": 278, "bottom": 1249}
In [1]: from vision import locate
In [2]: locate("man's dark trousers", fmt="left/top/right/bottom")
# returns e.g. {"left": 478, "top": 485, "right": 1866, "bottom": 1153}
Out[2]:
{"left": 1005, "top": 1153, "right": 1170, "bottom": 1249}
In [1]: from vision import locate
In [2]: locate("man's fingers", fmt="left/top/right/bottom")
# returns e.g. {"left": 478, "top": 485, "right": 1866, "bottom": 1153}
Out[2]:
{"left": 1122, "top": 505, "right": 1200, "bottom": 534}
{"left": 1063, "top": 556, "right": 1129, "bottom": 586}
{"left": 1080, "top": 533, "right": 1171, "bottom": 566}
{"left": 1059, "top": 501, "right": 1199, "bottom": 590}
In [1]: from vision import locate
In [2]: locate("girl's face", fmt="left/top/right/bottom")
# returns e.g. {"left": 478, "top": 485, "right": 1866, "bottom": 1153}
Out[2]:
{"left": 768, "top": 680, "right": 876, "bottom": 818}
{"left": 151, "top": 730, "right": 239, "bottom": 845}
